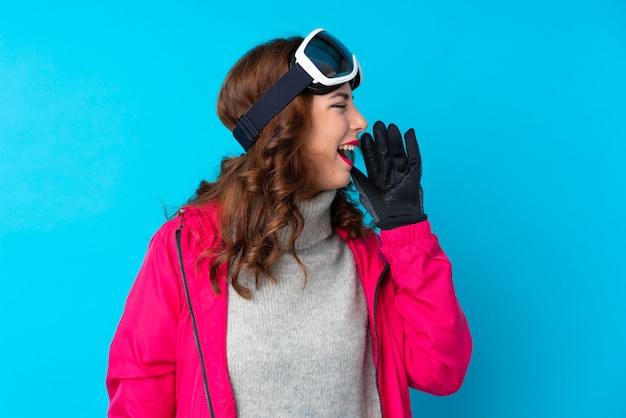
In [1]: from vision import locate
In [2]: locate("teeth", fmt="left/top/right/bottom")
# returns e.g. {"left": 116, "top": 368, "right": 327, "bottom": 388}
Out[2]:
{"left": 338, "top": 144, "right": 355, "bottom": 152}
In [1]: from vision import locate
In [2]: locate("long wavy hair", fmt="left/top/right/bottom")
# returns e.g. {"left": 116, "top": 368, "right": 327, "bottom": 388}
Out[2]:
{"left": 188, "top": 36, "right": 371, "bottom": 298}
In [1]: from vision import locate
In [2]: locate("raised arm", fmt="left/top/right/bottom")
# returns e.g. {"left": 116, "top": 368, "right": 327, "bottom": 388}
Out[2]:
{"left": 352, "top": 121, "right": 471, "bottom": 394}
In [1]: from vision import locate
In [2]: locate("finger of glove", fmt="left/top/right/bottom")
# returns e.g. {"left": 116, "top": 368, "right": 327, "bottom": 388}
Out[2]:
{"left": 372, "top": 121, "right": 392, "bottom": 181}
{"left": 387, "top": 123, "right": 408, "bottom": 173}
{"left": 350, "top": 167, "right": 383, "bottom": 224}
{"left": 404, "top": 128, "right": 422, "bottom": 177}
{"left": 350, "top": 166, "right": 369, "bottom": 188}
{"left": 359, "top": 132, "right": 381, "bottom": 178}
{"left": 351, "top": 166, "right": 382, "bottom": 201}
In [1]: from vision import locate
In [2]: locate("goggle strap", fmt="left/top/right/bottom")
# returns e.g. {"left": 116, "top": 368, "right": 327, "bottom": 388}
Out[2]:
{"left": 233, "top": 63, "right": 313, "bottom": 151}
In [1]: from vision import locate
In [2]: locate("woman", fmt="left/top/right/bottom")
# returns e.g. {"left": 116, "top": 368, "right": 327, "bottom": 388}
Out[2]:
{"left": 107, "top": 28, "right": 472, "bottom": 417}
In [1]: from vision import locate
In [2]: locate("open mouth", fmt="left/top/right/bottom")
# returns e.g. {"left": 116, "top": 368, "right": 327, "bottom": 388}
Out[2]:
{"left": 337, "top": 143, "right": 357, "bottom": 166}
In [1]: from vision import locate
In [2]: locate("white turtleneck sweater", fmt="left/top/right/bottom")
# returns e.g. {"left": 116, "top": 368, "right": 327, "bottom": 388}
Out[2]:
{"left": 226, "top": 190, "right": 381, "bottom": 417}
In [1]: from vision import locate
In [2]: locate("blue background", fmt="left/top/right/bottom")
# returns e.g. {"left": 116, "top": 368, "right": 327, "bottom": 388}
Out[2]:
{"left": 1, "top": 0, "right": 625, "bottom": 416}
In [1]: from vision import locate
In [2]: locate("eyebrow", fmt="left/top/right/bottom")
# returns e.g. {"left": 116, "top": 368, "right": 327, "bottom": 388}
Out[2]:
{"left": 330, "top": 92, "right": 350, "bottom": 100}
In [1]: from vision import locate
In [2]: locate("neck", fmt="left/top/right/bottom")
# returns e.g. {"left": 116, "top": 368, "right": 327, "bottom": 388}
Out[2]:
{"left": 279, "top": 190, "right": 336, "bottom": 251}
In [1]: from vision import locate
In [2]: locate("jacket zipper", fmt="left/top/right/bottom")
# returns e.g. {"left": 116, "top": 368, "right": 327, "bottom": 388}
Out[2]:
{"left": 373, "top": 262, "right": 390, "bottom": 418}
{"left": 176, "top": 214, "right": 216, "bottom": 418}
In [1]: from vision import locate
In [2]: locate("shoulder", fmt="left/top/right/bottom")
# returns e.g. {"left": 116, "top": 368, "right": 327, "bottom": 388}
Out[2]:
{"left": 335, "top": 227, "right": 382, "bottom": 259}
{"left": 151, "top": 202, "right": 223, "bottom": 258}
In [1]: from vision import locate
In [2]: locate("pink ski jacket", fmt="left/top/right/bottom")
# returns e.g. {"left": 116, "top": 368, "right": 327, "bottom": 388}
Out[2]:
{"left": 107, "top": 204, "right": 472, "bottom": 417}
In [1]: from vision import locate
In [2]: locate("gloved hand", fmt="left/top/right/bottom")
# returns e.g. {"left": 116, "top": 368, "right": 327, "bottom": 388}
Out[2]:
{"left": 351, "top": 121, "right": 427, "bottom": 230}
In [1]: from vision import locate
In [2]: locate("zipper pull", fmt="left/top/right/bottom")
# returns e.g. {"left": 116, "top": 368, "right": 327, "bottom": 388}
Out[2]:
{"left": 178, "top": 208, "right": 186, "bottom": 230}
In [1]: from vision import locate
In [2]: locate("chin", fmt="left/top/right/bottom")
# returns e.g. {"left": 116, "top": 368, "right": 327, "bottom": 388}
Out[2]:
{"left": 333, "top": 177, "right": 352, "bottom": 190}
{"left": 313, "top": 168, "right": 352, "bottom": 192}
{"left": 314, "top": 180, "right": 350, "bottom": 193}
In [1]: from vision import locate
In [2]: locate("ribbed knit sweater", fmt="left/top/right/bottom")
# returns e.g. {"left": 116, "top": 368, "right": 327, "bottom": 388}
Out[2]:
{"left": 226, "top": 190, "right": 381, "bottom": 417}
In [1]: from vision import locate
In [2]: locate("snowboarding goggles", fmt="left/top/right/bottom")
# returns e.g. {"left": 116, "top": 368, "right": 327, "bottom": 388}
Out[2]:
{"left": 233, "top": 28, "right": 361, "bottom": 151}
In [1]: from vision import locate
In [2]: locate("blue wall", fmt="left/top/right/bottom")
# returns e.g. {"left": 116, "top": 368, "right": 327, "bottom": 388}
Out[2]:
{"left": 1, "top": 1, "right": 624, "bottom": 416}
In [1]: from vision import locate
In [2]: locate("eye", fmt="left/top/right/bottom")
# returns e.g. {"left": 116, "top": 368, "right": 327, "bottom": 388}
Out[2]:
{"left": 331, "top": 103, "right": 347, "bottom": 110}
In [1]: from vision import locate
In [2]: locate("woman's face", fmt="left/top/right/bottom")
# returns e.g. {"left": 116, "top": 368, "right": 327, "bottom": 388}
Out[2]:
{"left": 304, "top": 83, "right": 368, "bottom": 193}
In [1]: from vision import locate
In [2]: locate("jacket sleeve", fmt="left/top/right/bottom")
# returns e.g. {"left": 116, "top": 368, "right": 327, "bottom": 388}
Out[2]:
{"left": 106, "top": 228, "right": 181, "bottom": 417}
{"left": 379, "top": 220, "right": 472, "bottom": 395}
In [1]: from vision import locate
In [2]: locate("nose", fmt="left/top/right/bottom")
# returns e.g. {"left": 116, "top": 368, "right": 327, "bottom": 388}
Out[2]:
{"left": 351, "top": 106, "right": 368, "bottom": 133}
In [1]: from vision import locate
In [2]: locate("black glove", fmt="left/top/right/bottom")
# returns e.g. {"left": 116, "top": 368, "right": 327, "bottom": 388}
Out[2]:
{"left": 351, "top": 121, "right": 427, "bottom": 230}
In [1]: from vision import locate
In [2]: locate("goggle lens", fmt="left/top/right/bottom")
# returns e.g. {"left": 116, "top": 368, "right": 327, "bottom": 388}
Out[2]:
{"left": 304, "top": 31, "right": 355, "bottom": 79}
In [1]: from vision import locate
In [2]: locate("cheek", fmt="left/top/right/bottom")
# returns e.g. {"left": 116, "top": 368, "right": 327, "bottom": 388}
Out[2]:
{"left": 305, "top": 131, "right": 334, "bottom": 155}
